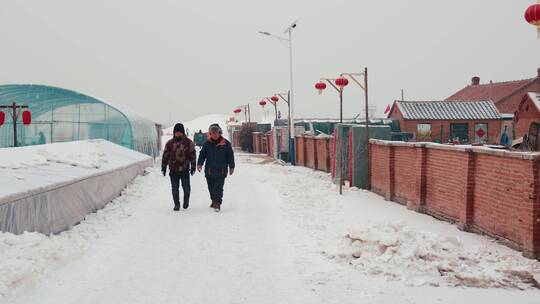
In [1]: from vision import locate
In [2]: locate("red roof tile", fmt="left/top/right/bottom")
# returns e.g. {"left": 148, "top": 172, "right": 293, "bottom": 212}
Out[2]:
{"left": 445, "top": 78, "right": 536, "bottom": 103}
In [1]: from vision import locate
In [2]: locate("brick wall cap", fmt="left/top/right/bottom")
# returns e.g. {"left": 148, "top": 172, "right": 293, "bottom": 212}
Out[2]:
{"left": 370, "top": 139, "right": 540, "bottom": 160}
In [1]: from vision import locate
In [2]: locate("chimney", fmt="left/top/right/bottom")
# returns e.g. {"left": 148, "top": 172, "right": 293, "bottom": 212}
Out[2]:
{"left": 537, "top": 67, "right": 540, "bottom": 78}
{"left": 471, "top": 76, "right": 480, "bottom": 86}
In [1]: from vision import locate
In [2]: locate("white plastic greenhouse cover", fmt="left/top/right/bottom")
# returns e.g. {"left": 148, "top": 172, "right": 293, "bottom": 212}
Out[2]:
{"left": 0, "top": 139, "right": 153, "bottom": 235}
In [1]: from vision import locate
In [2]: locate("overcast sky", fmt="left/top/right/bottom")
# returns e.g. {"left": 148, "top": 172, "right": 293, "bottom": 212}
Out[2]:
{"left": 1, "top": 0, "right": 539, "bottom": 126}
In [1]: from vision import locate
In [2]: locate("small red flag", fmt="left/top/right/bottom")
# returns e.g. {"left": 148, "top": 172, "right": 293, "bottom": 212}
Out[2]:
{"left": 384, "top": 104, "right": 391, "bottom": 114}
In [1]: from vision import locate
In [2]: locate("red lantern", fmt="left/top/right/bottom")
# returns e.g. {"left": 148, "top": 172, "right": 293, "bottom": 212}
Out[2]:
{"left": 22, "top": 110, "right": 31, "bottom": 125}
{"left": 0, "top": 111, "right": 4, "bottom": 126}
{"left": 315, "top": 81, "right": 327, "bottom": 95}
{"left": 525, "top": 3, "right": 540, "bottom": 36}
{"left": 271, "top": 95, "right": 279, "bottom": 103}
{"left": 259, "top": 99, "right": 267, "bottom": 107}
{"left": 335, "top": 77, "right": 349, "bottom": 89}
{"left": 233, "top": 108, "right": 242, "bottom": 114}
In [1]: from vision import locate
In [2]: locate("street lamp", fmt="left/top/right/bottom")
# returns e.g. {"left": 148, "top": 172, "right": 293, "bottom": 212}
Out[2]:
{"left": 259, "top": 20, "right": 297, "bottom": 165}
{"left": 234, "top": 104, "right": 251, "bottom": 123}
{"left": 340, "top": 69, "right": 370, "bottom": 189}
{"left": 274, "top": 92, "right": 291, "bottom": 132}
{"left": 314, "top": 77, "right": 348, "bottom": 123}
{"left": 261, "top": 96, "right": 279, "bottom": 121}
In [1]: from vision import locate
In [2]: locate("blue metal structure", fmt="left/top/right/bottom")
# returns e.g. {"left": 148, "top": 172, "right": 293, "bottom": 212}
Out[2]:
{"left": 0, "top": 84, "right": 159, "bottom": 157}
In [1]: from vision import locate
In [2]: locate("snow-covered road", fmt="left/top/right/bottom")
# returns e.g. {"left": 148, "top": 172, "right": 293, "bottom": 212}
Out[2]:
{"left": 5, "top": 153, "right": 540, "bottom": 303}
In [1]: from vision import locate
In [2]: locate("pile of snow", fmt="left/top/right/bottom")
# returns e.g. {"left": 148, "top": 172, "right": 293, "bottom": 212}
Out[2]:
{"left": 0, "top": 168, "right": 157, "bottom": 299}
{"left": 0, "top": 140, "right": 151, "bottom": 201}
{"left": 164, "top": 114, "right": 230, "bottom": 140}
{"left": 324, "top": 222, "right": 540, "bottom": 289}
{"left": 0, "top": 140, "right": 106, "bottom": 170}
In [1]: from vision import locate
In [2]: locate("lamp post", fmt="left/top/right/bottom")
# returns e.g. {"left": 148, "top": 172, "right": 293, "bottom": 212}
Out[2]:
{"left": 0, "top": 102, "right": 31, "bottom": 147}
{"left": 259, "top": 99, "right": 269, "bottom": 121}
{"left": 315, "top": 77, "right": 348, "bottom": 123}
{"left": 235, "top": 104, "right": 251, "bottom": 123}
{"left": 340, "top": 69, "right": 369, "bottom": 189}
{"left": 274, "top": 92, "right": 291, "bottom": 138}
{"left": 259, "top": 20, "right": 297, "bottom": 165}
{"left": 314, "top": 78, "right": 348, "bottom": 195}
{"left": 263, "top": 96, "right": 279, "bottom": 120}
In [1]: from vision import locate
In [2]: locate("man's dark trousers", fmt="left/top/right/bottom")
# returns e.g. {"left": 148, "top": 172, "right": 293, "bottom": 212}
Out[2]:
{"left": 170, "top": 170, "right": 191, "bottom": 208}
{"left": 206, "top": 176, "right": 225, "bottom": 205}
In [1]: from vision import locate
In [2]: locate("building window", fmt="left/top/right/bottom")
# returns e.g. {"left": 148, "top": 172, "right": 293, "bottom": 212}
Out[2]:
{"left": 450, "top": 123, "right": 469, "bottom": 144}
{"left": 417, "top": 123, "right": 432, "bottom": 139}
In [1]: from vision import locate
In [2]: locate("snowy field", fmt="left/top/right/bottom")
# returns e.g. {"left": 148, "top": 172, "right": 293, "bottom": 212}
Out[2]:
{"left": 2, "top": 152, "right": 540, "bottom": 303}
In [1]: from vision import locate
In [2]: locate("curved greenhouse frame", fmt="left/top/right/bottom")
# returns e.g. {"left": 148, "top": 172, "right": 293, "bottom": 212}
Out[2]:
{"left": 0, "top": 84, "right": 159, "bottom": 157}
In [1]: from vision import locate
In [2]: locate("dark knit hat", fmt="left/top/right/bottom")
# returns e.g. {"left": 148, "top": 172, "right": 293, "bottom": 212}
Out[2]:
{"left": 208, "top": 123, "right": 222, "bottom": 134}
{"left": 173, "top": 123, "right": 185, "bottom": 134}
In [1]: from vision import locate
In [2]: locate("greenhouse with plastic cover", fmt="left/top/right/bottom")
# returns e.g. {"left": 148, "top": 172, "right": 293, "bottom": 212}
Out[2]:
{"left": 0, "top": 84, "right": 160, "bottom": 158}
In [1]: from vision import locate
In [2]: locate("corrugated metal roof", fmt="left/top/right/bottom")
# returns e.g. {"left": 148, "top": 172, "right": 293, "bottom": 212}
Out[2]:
{"left": 396, "top": 100, "right": 501, "bottom": 120}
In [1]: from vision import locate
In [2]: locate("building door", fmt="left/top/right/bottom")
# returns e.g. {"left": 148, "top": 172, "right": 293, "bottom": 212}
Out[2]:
{"left": 474, "top": 123, "right": 488, "bottom": 143}
{"left": 450, "top": 123, "right": 469, "bottom": 144}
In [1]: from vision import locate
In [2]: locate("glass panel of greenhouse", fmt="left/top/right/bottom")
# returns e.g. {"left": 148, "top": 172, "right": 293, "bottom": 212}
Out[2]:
{"left": 0, "top": 84, "right": 159, "bottom": 158}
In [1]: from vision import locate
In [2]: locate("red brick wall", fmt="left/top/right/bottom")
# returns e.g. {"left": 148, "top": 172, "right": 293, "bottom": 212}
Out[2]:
{"left": 472, "top": 153, "right": 534, "bottom": 246}
{"left": 295, "top": 136, "right": 306, "bottom": 166}
{"left": 267, "top": 133, "right": 274, "bottom": 158}
{"left": 370, "top": 140, "right": 540, "bottom": 259}
{"left": 393, "top": 146, "right": 416, "bottom": 204}
{"left": 294, "top": 135, "right": 333, "bottom": 173}
{"left": 305, "top": 137, "right": 317, "bottom": 169}
{"left": 232, "top": 130, "right": 240, "bottom": 148}
{"left": 315, "top": 137, "right": 331, "bottom": 172}
{"left": 370, "top": 144, "right": 392, "bottom": 198}
{"left": 424, "top": 148, "right": 468, "bottom": 221}
{"left": 252, "top": 133, "right": 261, "bottom": 153}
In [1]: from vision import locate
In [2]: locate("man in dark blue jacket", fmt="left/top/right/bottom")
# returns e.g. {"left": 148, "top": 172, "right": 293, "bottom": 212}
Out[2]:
{"left": 197, "top": 123, "right": 235, "bottom": 212}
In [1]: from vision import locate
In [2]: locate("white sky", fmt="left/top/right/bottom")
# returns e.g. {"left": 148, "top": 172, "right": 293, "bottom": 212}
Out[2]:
{"left": 1, "top": 0, "right": 539, "bottom": 126}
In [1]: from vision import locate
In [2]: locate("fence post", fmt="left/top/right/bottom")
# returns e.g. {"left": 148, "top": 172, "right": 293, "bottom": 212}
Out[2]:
{"left": 407, "top": 143, "right": 427, "bottom": 212}
{"left": 458, "top": 149, "right": 476, "bottom": 231}
{"left": 524, "top": 158, "right": 540, "bottom": 259}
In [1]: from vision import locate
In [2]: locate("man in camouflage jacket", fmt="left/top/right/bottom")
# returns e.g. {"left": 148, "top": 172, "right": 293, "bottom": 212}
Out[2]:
{"left": 162, "top": 123, "right": 196, "bottom": 211}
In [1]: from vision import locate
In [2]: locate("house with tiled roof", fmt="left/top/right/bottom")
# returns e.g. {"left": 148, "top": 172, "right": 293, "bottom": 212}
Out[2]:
{"left": 388, "top": 100, "right": 504, "bottom": 144}
{"left": 445, "top": 68, "right": 540, "bottom": 114}
{"left": 514, "top": 92, "right": 540, "bottom": 137}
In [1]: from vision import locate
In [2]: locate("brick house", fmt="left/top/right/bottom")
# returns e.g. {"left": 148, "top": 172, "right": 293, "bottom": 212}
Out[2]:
{"left": 446, "top": 68, "right": 540, "bottom": 114}
{"left": 388, "top": 100, "right": 503, "bottom": 144}
{"left": 514, "top": 92, "right": 540, "bottom": 137}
